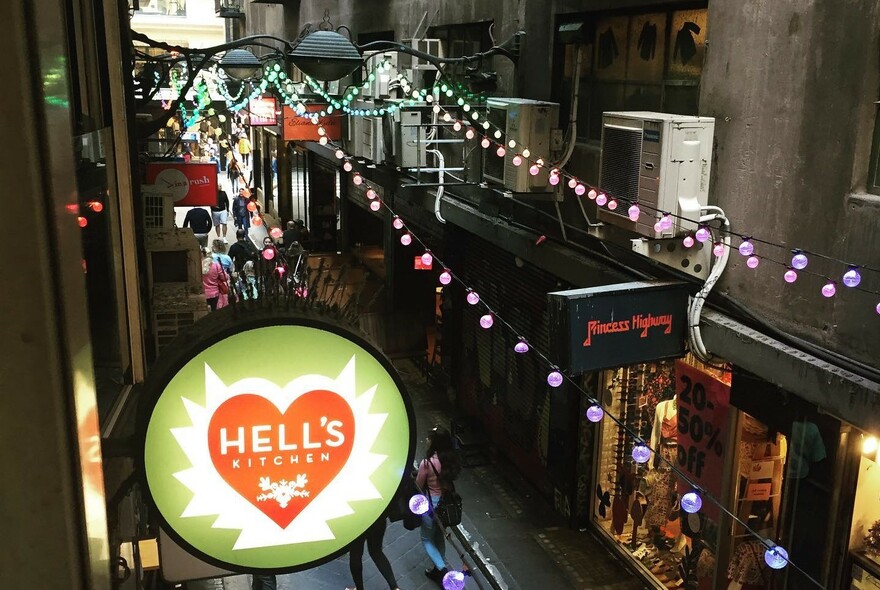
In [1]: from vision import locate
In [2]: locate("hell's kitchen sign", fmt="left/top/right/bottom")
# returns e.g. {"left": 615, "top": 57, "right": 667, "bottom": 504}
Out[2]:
{"left": 549, "top": 281, "right": 689, "bottom": 374}
{"left": 249, "top": 96, "right": 278, "bottom": 127}
{"left": 282, "top": 105, "right": 342, "bottom": 142}
{"left": 139, "top": 314, "right": 415, "bottom": 573}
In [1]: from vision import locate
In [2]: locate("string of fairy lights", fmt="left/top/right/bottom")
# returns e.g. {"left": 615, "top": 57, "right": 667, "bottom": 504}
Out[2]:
{"left": 318, "top": 132, "right": 821, "bottom": 586}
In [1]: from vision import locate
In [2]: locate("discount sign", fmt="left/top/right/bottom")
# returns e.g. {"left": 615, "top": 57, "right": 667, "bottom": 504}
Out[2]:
{"left": 675, "top": 360, "right": 730, "bottom": 520}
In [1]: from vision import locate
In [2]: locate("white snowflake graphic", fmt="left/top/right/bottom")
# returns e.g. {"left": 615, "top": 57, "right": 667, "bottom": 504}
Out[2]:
{"left": 257, "top": 474, "right": 310, "bottom": 508}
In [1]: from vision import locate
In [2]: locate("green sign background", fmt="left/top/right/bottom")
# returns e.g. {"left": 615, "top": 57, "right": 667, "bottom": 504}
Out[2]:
{"left": 144, "top": 325, "right": 412, "bottom": 571}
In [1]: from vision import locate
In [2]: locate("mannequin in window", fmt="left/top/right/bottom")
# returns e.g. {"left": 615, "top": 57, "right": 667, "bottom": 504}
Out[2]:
{"left": 645, "top": 396, "right": 678, "bottom": 546}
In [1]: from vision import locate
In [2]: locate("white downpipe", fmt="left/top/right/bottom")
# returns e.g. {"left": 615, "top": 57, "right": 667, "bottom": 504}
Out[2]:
{"left": 429, "top": 149, "right": 447, "bottom": 223}
{"left": 556, "top": 44, "right": 583, "bottom": 170}
{"left": 688, "top": 207, "right": 731, "bottom": 362}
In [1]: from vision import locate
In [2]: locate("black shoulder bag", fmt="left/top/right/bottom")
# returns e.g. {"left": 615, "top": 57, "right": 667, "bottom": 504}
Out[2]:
{"left": 428, "top": 459, "right": 463, "bottom": 527}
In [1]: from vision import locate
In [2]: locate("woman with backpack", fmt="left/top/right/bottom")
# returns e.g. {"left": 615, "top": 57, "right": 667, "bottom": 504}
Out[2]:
{"left": 415, "top": 426, "right": 462, "bottom": 583}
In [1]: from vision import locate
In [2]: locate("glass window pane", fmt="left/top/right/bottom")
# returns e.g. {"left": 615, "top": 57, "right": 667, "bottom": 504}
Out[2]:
{"left": 594, "top": 16, "right": 629, "bottom": 80}
{"left": 626, "top": 13, "right": 667, "bottom": 82}
{"left": 667, "top": 9, "right": 708, "bottom": 79}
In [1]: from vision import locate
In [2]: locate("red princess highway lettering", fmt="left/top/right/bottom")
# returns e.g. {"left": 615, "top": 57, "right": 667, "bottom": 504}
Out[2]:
{"left": 583, "top": 313, "right": 673, "bottom": 346}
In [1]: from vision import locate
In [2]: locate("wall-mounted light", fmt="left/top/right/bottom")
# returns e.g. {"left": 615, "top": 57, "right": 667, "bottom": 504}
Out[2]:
{"left": 862, "top": 434, "right": 878, "bottom": 459}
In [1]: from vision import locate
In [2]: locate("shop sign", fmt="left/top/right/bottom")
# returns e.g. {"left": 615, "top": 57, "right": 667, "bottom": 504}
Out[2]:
{"left": 675, "top": 360, "right": 730, "bottom": 519}
{"left": 249, "top": 97, "right": 278, "bottom": 126}
{"left": 745, "top": 482, "right": 772, "bottom": 501}
{"left": 282, "top": 105, "right": 342, "bottom": 142}
{"left": 548, "top": 281, "right": 689, "bottom": 374}
{"left": 146, "top": 162, "right": 218, "bottom": 206}
{"left": 140, "top": 317, "right": 415, "bottom": 573}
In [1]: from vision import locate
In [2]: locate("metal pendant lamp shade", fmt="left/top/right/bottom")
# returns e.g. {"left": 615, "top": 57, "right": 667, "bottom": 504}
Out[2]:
{"left": 290, "top": 30, "right": 363, "bottom": 81}
{"left": 220, "top": 48, "right": 262, "bottom": 80}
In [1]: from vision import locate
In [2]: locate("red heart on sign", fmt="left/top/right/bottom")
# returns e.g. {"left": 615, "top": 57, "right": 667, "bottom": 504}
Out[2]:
{"left": 207, "top": 390, "right": 355, "bottom": 528}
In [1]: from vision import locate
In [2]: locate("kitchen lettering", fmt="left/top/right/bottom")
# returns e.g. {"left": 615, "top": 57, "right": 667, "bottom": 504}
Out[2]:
{"left": 583, "top": 313, "right": 673, "bottom": 346}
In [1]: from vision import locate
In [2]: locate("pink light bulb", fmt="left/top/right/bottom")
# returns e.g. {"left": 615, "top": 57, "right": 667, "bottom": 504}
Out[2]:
{"left": 587, "top": 189, "right": 597, "bottom": 200}
{"left": 596, "top": 193, "right": 608, "bottom": 206}
{"left": 252, "top": 216, "right": 263, "bottom": 226}
{"left": 496, "top": 146, "right": 506, "bottom": 157}
{"left": 784, "top": 269, "right": 798, "bottom": 283}
{"left": 481, "top": 138, "right": 490, "bottom": 149}
{"left": 628, "top": 204, "right": 640, "bottom": 221}
{"left": 683, "top": 235, "right": 695, "bottom": 248}
{"left": 400, "top": 233, "right": 412, "bottom": 246}
{"left": 738, "top": 240, "right": 755, "bottom": 257}
{"left": 821, "top": 282, "right": 836, "bottom": 298}
{"left": 343, "top": 161, "right": 353, "bottom": 172}
{"left": 608, "top": 199, "right": 618, "bottom": 211}
{"left": 465, "top": 128, "right": 475, "bottom": 140}
{"left": 529, "top": 164, "right": 540, "bottom": 176}
{"left": 875, "top": 302, "right": 880, "bottom": 315}
{"left": 654, "top": 221, "right": 664, "bottom": 233}
{"left": 479, "top": 314, "right": 494, "bottom": 329}
{"left": 421, "top": 251, "right": 433, "bottom": 266}
{"left": 466, "top": 290, "right": 480, "bottom": 305}
{"left": 370, "top": 200, "right": 381, "bottom": 211}
{"left": 270, "top": 227, "right": 283, "bottom": 238}
{"left": 713, "top": 242, "right": 726, "bottom": 257}
{"left": 335, "top": 149, "right": 345, "bottom": 159}
{"left": 746, "top": 256, "right": 759, "bottom": 268}
{"left": 353, "top": 174, "right": 363, "bottom": 185}
{"left": 392, "top": 216, "right": 404, "bottom": 230}
{"left": 453, "top": 121, "right": 462, "bottom": 131}
{"left": 514, "top": 340, "right": 529, "bottom": 354}
{"left": 366, "top": 188, "right": 377, "bottom": 200}
{"left": 568, "top": 178, "right": 577, "bottom": 189}
{"left": 547, "top": 370, "right": 564, "bottom": 388}
{"left": 318, "top": 136, "right": 328, "bottom": 145}
{"left": 512, "top": 155, "right": 523, "bottom": 166}
{"left": 660, "top": 215, "right": 673, "bottom": 231}
{"left": 262, "top": 248, "right": 275, "bottom": 260}
{"left": 695, "top": 226, "right": 711, "bottom": 243}
{"left": 439, "top": 270, "right": 452, "bottom": 285}
{"left": 574, "top": 184, "right": 586, "bottom": 196}
{"left": 549, "top": 173, "right": 560, "bottom": 185}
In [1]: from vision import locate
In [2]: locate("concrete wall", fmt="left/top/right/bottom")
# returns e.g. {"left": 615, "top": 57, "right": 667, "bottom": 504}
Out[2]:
{"left": 701, "top": 0, "right": 880, "bottom": 367}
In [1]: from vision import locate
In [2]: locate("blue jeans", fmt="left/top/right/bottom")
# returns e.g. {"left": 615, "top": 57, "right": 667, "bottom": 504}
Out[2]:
{"left": 420, "top": 495, "right": 446, "bottom": 570}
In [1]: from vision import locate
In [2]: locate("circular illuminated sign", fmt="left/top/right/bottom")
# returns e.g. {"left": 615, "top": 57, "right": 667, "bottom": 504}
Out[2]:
{"left": 139, "top": 313, "right": 415, "bottom": 573}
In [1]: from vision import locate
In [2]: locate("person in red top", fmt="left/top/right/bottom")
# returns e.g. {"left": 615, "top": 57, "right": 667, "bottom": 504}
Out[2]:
{"left": 415, "top": 426, "right": 461, "bottom": 583}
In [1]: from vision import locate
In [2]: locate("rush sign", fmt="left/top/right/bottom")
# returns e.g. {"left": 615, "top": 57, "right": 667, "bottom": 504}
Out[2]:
{"left": 549, "top": 281, "right": 689, "bottom": 374}
{"left": 139, "top": 316, "right": 415, "bottom": 573}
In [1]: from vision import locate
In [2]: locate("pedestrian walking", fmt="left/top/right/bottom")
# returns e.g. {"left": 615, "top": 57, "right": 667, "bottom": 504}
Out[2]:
{"left": 183, "top": 206, "right": 212, "bottom": 248}
{"left": 238, "top": 133, "right": 252, "bottom": 167}
{"left": 345, "top": 515, "right": 401, "bottom": 590}
{"left": 228, "top": 228, "right": 258, "bottom": 274}
{"left": 201, "top": 248, "right": 229, "bottom": 311}
{"left": 416, "top": 426, "right": 462, "bottom": 583}
{"left": 227, "top": 151, "right": 241, "bottom": 193}
{"left": 210, "top": 238, "right": 233, "bottom": 275}
{"left": 233, "top": 188, "right": 251, "bottom": 233}
{"left": 211, "top": 188, "right": 230, "bottom": 239}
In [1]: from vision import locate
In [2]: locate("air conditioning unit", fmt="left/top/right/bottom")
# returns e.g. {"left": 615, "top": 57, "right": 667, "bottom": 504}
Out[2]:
{"left": 392, "top": 106, "right": 426, "bottom": 169}
{"left": 483, "top": 98, "right": 559, "bottom": 193}
{"left": 347, "top": 106, "right": 385, "bottom": 162}
{"left": 597, "top": 112, "right": 714, "bottom": 238}
{"left": 362, "top": 52, "right": 398, "bottom": 99}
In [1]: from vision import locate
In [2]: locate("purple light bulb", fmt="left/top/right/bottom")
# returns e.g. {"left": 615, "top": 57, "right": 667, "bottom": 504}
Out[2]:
{"left": 764, "top": 545, "right": 789, "bottom": 570}
{"left": 392, "top": 216, "right": 404, "bottom": 230}
{"left": 822, "top": 282, "right": 836, "bottom": 298}
{"left": 746, "top": 256, "right": 759, "bottom": 269}
{"left": 466, "top": 290, "right": 480, "bottom": 305}
{"left": 514, "top": 340, "right": 529, "bottom": 354}
{"left": 409, "top": 494, "right": 430, "bottom": 515}
{"left": 843, "top": 267, "right": 861, "bottom": 288}
{"left": 442, "top": 570, "right": 467, "bottom": 590}
{"left": 713, "top": 242, "right": 726, "bottom": 257}
{"left": 876, "top": 301, "right": 880, "bottom": 315}
{"left": 683, "top": 235, "right": 695, "bottom": 248}
{"left": 695, "top": 226, "right": 711, "bottom": 243}
{"left": 479, "top": 314, "right": 494, "bottom": 329}
{"left": 547, "top": 370, "right": 564, "bottom": 388}
{"left": 784, "top": 269, "right": 798, "bottom": 283}
{"left": 738, "top": 240, "right": 754, "bottom": 256}
{"left": 439, "top": 270, "right": 452, "bottom": 285}
{"left": 596, "top": 193, "right": 608, "bottom": 206}
{"left": 791, "top": 252, "right": 809, "bottom": 270}
{"left": 653, "top": 221, "right": 664, "bottom": 233}
{"left": 632, "top": 444, "right": 651, "bottom": 464}
{"left": 659, "top": 215, "right": 673, "bottom": 231}
{"left": 400, "top": 233, "right": 412, "bottom": 246}
{"left": 586, "top": 404, "right": 604, "bottom": 423}
{"left": 628, "top": 204, "right": 640, "bottom": 221}
{"left": 681, "top": 492, "right": 703, "bottom": 514}
{"left": 421, "top": 252, "right": 433, "bottom": 266}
